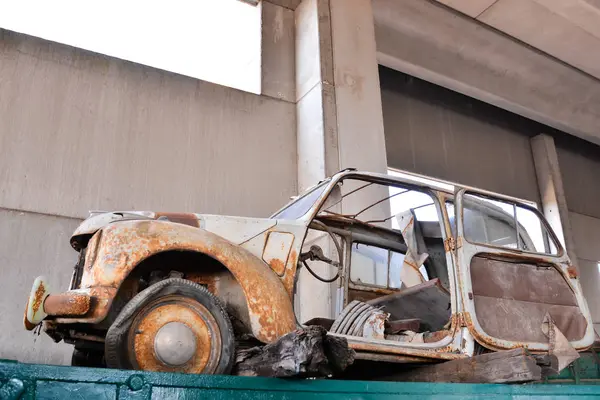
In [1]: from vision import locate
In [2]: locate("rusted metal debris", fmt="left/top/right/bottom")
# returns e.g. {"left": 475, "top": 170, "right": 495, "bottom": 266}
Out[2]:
{"left": 234, "top": 326, "right": 355, "bottom": 378}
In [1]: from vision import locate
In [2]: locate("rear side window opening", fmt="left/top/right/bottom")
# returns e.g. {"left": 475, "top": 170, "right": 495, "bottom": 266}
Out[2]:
{"left": 462, "top": 192, "right": 560, "bottom": 256}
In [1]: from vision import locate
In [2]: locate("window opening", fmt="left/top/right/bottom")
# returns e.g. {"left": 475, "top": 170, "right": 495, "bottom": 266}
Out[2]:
{"left": 463, "top": 192, "right": 559, "bottom": 255}
{"left": 0, "top": 0, "right": 262, "bottom": 93}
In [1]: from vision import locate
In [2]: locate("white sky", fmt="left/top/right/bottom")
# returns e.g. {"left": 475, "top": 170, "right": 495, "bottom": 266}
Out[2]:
{"left": 0, "top": 0, "right": 261, "bottom": 93}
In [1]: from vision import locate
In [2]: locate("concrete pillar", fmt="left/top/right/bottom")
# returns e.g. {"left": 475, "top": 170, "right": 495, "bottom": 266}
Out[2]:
{"left": 294, "top": 0, "right": 388, "bottom": 322}
{"left": 261, "top": 1, "right": 296, "bottom": 102}
{"left": 329, "top": 0, "right": 388, "bottom": 174}
{"left": 531, "top": 134, "right": 579, "bottom": 269}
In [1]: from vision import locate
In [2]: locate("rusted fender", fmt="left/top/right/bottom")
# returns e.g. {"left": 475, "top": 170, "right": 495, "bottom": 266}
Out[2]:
{"left": 81, "top": 220, "right": 296, "bottom": 343}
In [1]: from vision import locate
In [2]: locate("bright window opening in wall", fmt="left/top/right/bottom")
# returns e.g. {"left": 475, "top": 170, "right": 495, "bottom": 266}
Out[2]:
{"left": 0, "top": 0, "right": 262, "bottom": 94}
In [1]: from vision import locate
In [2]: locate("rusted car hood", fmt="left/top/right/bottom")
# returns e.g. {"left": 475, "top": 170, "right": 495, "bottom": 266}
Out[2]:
{"left": 71, "top": 211, "right": 277, "bottom": 249}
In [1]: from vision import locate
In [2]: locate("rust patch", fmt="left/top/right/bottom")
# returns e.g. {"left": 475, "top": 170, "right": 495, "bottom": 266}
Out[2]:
{"left": 423, "top": 330, "right": 451, "bottom": 343}
{"left": 268, "top": 258, "right": 286, "bottom": 276}
{"left": 281, "top": 249, "right": 298, "bottom": 298}
{"left": 54, "top": 286, "right": 117, "bottom": 324}
{"left": 443, "top": 237, "right": 456, "bottom": 252}
{"left": 44, "top": 293, "right": 90, "bottom": 316}
{"left": 130, "top": 296, "right": 219, "bottom": 374}
{"left": 567, "top": 264, "right": 578, "bottom": 279}
{"left": 155, "top": 212, "right": 200, "bottom": 228}
{"left": 186, "top": 273, "right": 218, "bottom": 295}
{"left": 31, "top": 282, "right": 46, "bottom": 315}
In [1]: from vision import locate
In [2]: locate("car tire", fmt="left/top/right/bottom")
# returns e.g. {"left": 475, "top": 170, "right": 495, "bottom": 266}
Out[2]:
{"left": 105, "top": 278, "right": 235, "bottom": 375}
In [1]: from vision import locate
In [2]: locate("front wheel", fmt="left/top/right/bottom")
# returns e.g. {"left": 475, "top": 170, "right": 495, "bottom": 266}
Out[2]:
{"left": 105, "top": 278, "right": 235, "bottom": 374}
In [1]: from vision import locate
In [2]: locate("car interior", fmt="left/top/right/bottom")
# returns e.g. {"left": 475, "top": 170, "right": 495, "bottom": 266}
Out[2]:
{"left": 300, "top": 178, "right": 453, "bottom": 344}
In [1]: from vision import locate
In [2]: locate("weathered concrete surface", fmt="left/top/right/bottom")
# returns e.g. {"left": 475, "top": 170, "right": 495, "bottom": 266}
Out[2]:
{"left": 435, "top": 0, "right": 497, "bottom": 17}
{"left": 550, "top": 136, "right": 600, "bottom": 332}
{"left": 557, "top": 138, "right": 600, "bottom": 220}
{"left": 261, "top": 2, "right": 295, "bottom": 102}
{"left": 531, "top": 134, "right": 578, "bottom": 269}
{"left": 0, "top": 209, "right": 81, "bottom": 365}
{"left": 439, "top": 0, "right": 600, "bottom": 80}
{"left": 264, "top": 0, "right": 302, "bottom": 10}
{"left": 380, "top": 67, "right": 540, "bottom": 203}
{"left": 374, "top": 0, "right": 600, "bottom": 146}
{"left": 570, "top": 212, "right": 600, "bottom": 330}
{"left": 0, "top": 29, "right": 297, "bottom": 220}
{"left": 330, "top": 0, "right": 387, "bottom": 175}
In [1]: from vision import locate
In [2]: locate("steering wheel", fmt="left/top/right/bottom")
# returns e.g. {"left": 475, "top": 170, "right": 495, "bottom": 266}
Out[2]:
{"left": 299, "top": 220, "right": 344, "bottom": 283}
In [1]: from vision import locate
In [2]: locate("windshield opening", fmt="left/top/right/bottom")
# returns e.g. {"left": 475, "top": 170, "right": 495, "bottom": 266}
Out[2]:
{"left": 317, "top": 178, "right": 440, "bottom": 232}
{"left": 271, "top": 181, "right": 330, "bottom": 220}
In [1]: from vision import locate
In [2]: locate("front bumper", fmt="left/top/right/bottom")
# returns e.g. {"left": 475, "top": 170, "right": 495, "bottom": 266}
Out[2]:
{"left": 23, "top": 276, "right": 91, "bottom": 330}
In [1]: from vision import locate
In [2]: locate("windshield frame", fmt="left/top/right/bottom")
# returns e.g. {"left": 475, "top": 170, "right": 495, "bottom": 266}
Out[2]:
{"left": 270, "top": 179, "right": 332, "bottom": 220}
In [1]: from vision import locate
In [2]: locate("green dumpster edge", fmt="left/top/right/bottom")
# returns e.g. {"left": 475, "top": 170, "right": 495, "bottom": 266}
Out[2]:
{"left": 2, "top": 357, "right": 600, "bottom": 399}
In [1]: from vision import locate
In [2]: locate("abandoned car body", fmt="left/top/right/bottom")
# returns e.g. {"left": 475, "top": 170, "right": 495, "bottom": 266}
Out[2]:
{"left": 24, "top": 169, "right": 594, "bottom": 374}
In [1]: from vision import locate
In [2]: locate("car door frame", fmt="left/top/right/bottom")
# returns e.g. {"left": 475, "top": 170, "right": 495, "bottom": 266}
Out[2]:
{"left": 303, "top": 173, "right": 466, "bottom": 354}
{"left": 453, "top": 187, "right": 595, "bottom": 352}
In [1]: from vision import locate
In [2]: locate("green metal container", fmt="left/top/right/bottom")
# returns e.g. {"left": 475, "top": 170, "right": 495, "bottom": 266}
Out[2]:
{"left": 543, "top": 350, "right": 600, "bottom": 385}
{"left": 2, "top": 358, "right": 600, "bottom": 399}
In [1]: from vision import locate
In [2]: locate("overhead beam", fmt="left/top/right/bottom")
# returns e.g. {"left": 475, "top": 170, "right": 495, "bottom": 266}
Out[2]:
{"left": 373, "top": 0, "right": 600, "bottom": 146}
{"left": 263, "top": 0, "right": 302, "bottom": 10}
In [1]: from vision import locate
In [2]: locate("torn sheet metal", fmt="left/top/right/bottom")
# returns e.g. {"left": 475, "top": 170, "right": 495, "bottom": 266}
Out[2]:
{"left": 543, "top": 313, "right": 580, "bottom": 372}
{"left": 395, "top": 210, "right": 428, "bottom": 288}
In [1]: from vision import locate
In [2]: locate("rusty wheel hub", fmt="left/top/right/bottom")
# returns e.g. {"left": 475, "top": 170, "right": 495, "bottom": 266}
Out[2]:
{"left": 154, "top": 322, "right": 197, "bottom": 366}
{"left": 127, "top": 295, "right": 222, "bottom": 374}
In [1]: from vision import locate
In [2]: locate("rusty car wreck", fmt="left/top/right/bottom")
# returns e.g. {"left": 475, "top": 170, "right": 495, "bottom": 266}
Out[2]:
{"left": 24, "top": 169, "right": 594, "bottom": 376}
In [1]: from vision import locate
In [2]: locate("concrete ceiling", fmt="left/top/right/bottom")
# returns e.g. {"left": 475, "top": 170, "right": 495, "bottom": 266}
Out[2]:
{"left": 373, "top": 0, "right": 600, "bottom": 146}
{"left": 262, "top": 0, "right": 302, "bottom": 10}
{"left": 436, "top": 0, "right": 600, "bottom": 80}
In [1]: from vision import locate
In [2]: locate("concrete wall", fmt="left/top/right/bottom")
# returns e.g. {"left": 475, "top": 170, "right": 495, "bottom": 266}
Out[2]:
{"left": 0, "top": 210, "right": 80, "bottom": 364}
{"left": 556, "top": 136, "right": 600, "bottom": 332}
{"left": 380, "top": 66, "right": 541, "bottom": 203}
{"left": 0, "top": 29, "right": 297, "bottom": 220}
{"left": 0, "top": 29, "right": 297, "bottom": 364}
{"left": 557, "top": 136, "right": 600, "bottom": 221}
{"left": 570, "top": 211, "right": 600, "bottom": 332}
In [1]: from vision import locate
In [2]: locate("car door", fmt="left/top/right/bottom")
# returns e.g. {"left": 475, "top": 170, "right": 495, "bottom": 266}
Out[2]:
{"left": 454, "top": 188, "right": 594, "bottom": 351}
